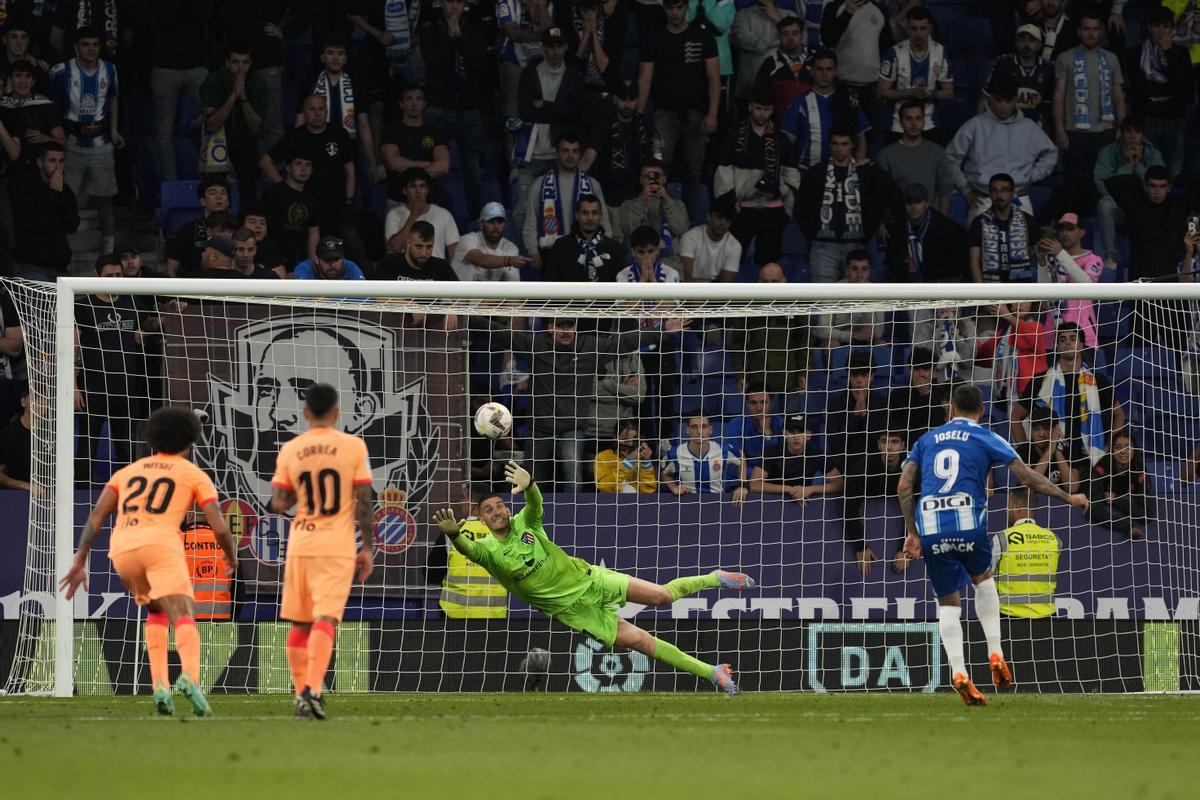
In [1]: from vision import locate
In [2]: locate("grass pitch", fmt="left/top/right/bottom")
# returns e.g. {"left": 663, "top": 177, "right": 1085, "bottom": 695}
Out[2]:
{"left": 1, "top": 692, "right": 1197, "bottom": 799}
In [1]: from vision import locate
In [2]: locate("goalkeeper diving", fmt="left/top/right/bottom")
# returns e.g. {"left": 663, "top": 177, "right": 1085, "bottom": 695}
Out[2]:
{"left": 435, "top": 461, "right": 755, "bottom": 695}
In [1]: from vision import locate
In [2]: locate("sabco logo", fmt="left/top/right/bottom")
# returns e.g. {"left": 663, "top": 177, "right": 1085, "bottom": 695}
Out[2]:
{"left": 572, "top": 637, "right": 649, "bottom": 693}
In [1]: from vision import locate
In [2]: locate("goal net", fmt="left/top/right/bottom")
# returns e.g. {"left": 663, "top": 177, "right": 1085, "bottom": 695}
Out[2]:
{"left": 2, "top": 277, "right": 1197, "bottom": 696}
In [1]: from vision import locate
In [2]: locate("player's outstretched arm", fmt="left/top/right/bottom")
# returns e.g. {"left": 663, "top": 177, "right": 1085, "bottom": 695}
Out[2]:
{"left": 200, "top": 500, "right": 238, "bottom": 575}
{"left": 504, "top": 460, "right": 542, "bottom": 520}
{"left": 1009, "top": 458, "right": 1089, "bottom": 512}
{"left": 435, "top": 507, "right": 481, "bottom": 560}
{"left": 896, "top": 461, "right": 922, "bottom": 560}
{"left": 58, "top": 487, "right": 118, "bottom": 599}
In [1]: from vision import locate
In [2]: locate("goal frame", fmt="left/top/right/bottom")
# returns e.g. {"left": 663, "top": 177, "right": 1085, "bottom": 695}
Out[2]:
{"left": 44, "top": 276, "right": 1200, "bottom": 697}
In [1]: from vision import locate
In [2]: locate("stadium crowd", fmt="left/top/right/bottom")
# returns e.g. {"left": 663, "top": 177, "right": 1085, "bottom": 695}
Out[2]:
{"left": 0, "top": 0, "right": 1190, "bottom": 570}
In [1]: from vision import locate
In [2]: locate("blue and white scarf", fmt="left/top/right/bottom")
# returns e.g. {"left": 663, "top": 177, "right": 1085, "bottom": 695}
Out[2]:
{"left": 905, "top": 211, "right": 930, "bottom": 279}
{"left": 1038, "top": 364, "right": 1106, "bottom": 464}
{"left": 1072, "top": 47, "right": 1114, "bottom": 130}
{"left": 313, "top": 70, "right": 356, "bottom": 137}
{"left": 384, "top": 0, "right": 421, "bottom": 74}
{"left": 979, "top": 211, "right": 1033, "bottom": 282}
{"left": 537, "top": 169, "right": 594, "bottom": 249}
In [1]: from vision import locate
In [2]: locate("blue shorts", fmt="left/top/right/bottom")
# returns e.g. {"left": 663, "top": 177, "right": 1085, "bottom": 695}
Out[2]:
{"left": 920, "top": 527, "right": 993, "bottom": 598}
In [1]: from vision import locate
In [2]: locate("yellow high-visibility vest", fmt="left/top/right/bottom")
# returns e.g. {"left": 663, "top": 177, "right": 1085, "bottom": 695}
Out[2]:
{"left": 995, "top": 518, "right": 1060, "bottom": 618}
{"left": 439, "top": 518, "right": 508, "bottom": 618}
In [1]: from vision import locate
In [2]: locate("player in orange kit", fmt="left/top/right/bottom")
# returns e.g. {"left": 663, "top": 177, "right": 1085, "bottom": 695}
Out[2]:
{"left": 270, "top": 382, "right": 376, "bottom": 720}
{"left": 60, "top": 407, "right": 237, "bottom": 716}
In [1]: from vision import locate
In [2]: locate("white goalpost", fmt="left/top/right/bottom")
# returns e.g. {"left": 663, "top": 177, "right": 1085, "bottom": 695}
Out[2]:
{"left": 2, "top": 276, "right": 1198, "bottom": 697}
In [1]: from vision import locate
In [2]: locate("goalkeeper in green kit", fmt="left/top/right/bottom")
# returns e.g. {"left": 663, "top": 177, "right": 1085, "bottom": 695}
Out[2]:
{"left": 435, "top": 461, "right": 755, "bottom": 695}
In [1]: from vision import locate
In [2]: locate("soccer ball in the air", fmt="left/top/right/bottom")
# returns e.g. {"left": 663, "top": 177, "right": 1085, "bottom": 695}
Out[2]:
{"left": 474, "top": 402, "right": 513, "bottom": 439}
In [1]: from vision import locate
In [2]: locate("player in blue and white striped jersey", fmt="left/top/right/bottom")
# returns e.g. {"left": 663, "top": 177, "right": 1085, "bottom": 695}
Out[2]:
{"left": 661, "top": 415, "right": 748, "bottom": 504}
{"left": 898, "top": 383, "right": 1088, "bottom": 706}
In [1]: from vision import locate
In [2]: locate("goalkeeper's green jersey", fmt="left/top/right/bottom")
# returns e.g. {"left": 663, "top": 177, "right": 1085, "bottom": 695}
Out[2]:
{"left": 449, "top": 485, "right": 593, "bottom": 615}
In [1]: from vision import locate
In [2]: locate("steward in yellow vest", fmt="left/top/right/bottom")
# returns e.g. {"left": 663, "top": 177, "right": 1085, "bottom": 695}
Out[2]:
{"left": 440, "top": 517, "right": 508, "bottom": 618}
{"left": 995, "top": 489, "right": 1060, "bottom": 618}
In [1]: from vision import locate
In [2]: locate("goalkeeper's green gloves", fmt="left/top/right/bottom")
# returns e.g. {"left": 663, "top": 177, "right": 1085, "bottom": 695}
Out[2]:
{"left": 434, "top": 507, "right": 461, "bottom": 537}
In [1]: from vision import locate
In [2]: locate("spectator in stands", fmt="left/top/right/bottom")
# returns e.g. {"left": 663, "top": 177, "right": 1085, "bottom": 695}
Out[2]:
{"left": 968, "top": 173, "right": 1039, "bottom": 283}
{"left": 0, "top": 380, "right": 30, "bottom": 489}
{"left": 637, "top": 0, "right": 720, "bottom": 219}
{"left": 1088, "top": 429, "right": 1148, "bottom": 539}
{"left": 1016, "top": 406, "right": 1081, "bottom": 495}
{"left": 588, "top": 350, "right": 645, "bottom": 446}
{"left": 1036, "top": 212, "right": 1106, "bottom": 347}
{"left": 0, "top": 21, "right": 50, "bottom": 92}
{"left": 876, "top": 100, "right": 953, "bottom": 214}
{"left": 781, "top": 48, "right": 869, "bottom": 171}
{"left": 662, "top": 414, "right": 747, "bottom": 501}
{"left": 10, "top": 141, "right": 78, "bottom": 281}
{"left": 116, "top": 242, "right": 144, "bottom": 277}
{"left": 0, "top": 290, "right": 23, "bottom": 424}
{"left": 820, "top": 0, "right": 886, "bottom": 128}
{"left": 877, "top": 7, "right": 953, "bottom": 144}
{"left": 543, "top": 194, "right": 623, "bottom": 282}
{"left": 49, "top": 27, "right": 120, "bottom": 254}
{"left": 198, "top": 42, "right": 268, "bottom": 209}
{"left": 348, "top": 0, "right": 423, "bottom": 148}
{"left": 191, "top": 235, "right": 246, "bottom": 278}
{"left": 216, "top": 0, "right": 285, "bottom": 149}
{"left": 522, "top": 132, "right": 611, "bottom": 269}
{"left": 379, "top": 85, "right": 450, "bottom": 208}
{"left": 984, "top": 24, "right": 1054, "bottom": 127}
{"left": 843, "top": 427, "right": 908, "bottom": 574}
{"left": 561, "top": 0, "right": 627, "bottom": 98}
{"left": 595, "top": 422, "right": 658, "bottom": 494}
{"left": 727, "top": 262, "right": 809, "bottom": 393}
{"left": 617, "top": 224, "right": 682, "bottom": 283}
{"left": 385, "top": 167, "right": 459, "bottom": 259}
{"left": 1128, "top": 6, "right": 1191, "bottom": 181}
{"left": 302, "top": 33, "right": 377, "bottom": 181}
{"left": 232, "top": 227, "right": 281, "bottom": 280}
{"left": 615, "top": 160, "right": 689, "bottom": 254}
{"left": 885, "top": 183, "right": 967, "bottom": 282}
{"left": 512, "top": 27, "right": 586, "bottom": 241}
{"left": 145, "top": 1, "right": 210, "bottom": 183}
{"left": 976, "top": 300, "right": 1049, "bottom": 404}
{"left": 262, "top": 94, "right": 363, "bottom": 270}
{"left": 715, "top": 87, "right": 798, "bottom": 267}
{"left": 890, "top": 346, "right": 946, "bottom": 444}
{"left": 580, "top": 80, "right": 658, "bottom": 208}
{"left": 2, "top": 59, "right": 64, "bottom": 164}
{"left": 730, "top": 1, "right": 786, "bottom": 104}
{"left": 753, "top": 16, "right": 812, "bottom": 124}
{"left": 495, "top": 0, "right": 554, "bottom": 134}
{"left": 945, "top": 75, "right": 1058, "bottom": 224}
{"left": 723, "top": 382, "right": 785, "bottom": 469}
{"left": 1105, "top": 166, "right": 1190, "bottom": 281}
{"left": 751, "top": 414, "right": 842, "bottom": 505}
{"left": 375, "top": 220, "right": 459, "bottom": 282}
{"left": 1093, "top": 116, "right": 1163, "bottom": 273}
{"left": 1029, "top": 0, "right": 1078, "bottom": 62}
{"left": 679, "top": 194, "right": 741, "bottom": 282}
{"left": 0, "top": 98, "right": 18, "bottom": 275}
{"left": 452, "top": 202, "right": 531, "bottom": 282}
{"left": 1012, "top": 322, "right": 1124, "bottom": 462}
{"left": 813, "top": 249, "right": 887, "bottom": 348}
{"left": 421, "top": 0, "right": 489, "bottom": 217}
{"left": 164, "top": 177, "right": 229, "bottom": 277}
{"left": 824, "top": 349, "right": 885, "bottom": 465}
{"left": 260, "top": 155, "right": 321, "bottom": 268}
{"left": 796, "top": 125, "right": 898, "bottom": 283}
{"left": 51, "top": 1, "right": 119, "bottom": 59}
{"left": 238, "top": 205, "right": 287, "bottom": 277}
{"left": 1052, "top": 7, "right": 1125, "bottom": 213}
{"left": 292, "top": 236, "right": 367, "bottom": 281}
{"left": 172, "top": 211, "right": 236, "bottom": 277}
{"left": 74, "top": 254, "right": 149, "bottom": 486}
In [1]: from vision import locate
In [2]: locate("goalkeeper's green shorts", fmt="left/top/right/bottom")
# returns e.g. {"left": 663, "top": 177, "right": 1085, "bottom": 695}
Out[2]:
{"left": 554, "top": 567, "right": 630, "bottom": 647}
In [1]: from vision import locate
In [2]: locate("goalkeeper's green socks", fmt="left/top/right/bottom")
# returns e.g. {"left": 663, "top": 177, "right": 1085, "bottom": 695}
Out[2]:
{"left": 651, "top": 637, "right": 713, "bottom": 680}
{"left": 665, "top": 572, "right": 720, "bottom": 601}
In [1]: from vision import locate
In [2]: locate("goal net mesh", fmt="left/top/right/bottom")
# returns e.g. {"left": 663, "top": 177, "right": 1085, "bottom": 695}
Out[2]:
{"left": 2, "top": 277, "right": 1197, "bottom": 695}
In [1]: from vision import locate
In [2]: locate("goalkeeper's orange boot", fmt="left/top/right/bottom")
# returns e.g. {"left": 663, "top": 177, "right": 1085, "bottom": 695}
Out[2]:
{"left": 989, "top": 653, "right": 1013, "bottom": 690}
{"left": 714, "top": 570, "right": 756, "bottom": 591}
{"left": 952, "top": 673, "right": 987, "bottom": 707}
{"left": 712, "top": 664, "right": 738, "bottom": 697}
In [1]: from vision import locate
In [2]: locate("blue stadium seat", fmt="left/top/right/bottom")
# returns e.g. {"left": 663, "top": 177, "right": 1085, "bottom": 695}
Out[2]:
{"left": 156, "top": 180, "right": 201, "bottom": 237}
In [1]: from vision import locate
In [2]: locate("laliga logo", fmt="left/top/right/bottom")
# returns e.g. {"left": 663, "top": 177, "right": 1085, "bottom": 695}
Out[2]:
{"left": 374, "top": 487, "right": 417, "bottom": 554}
{"left": 572, "top": 637, "right": 649, "bottom": 693}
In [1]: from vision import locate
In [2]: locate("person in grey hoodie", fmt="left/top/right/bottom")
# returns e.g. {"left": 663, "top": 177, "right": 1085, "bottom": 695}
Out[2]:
{"left": 944, "top": 74, "right": 1058, "bottom": 224}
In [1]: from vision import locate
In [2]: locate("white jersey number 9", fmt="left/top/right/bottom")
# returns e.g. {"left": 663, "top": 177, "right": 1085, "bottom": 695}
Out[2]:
{"left": 934, "top": 448, "right": 960, "bottom": 494}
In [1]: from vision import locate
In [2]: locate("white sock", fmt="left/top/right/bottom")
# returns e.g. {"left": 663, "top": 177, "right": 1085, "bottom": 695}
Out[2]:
{"left": 938, "top": 604, "right": 967, "bottom": 677}
{"left": 974, "top": 577, "right": 1004, "bottom": 657}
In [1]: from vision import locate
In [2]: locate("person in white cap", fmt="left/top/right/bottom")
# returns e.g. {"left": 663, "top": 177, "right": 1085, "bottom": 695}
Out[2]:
{"left": 983, "top": 23, "right": 1054, "bottom": 127}
{"left": 452, "top": 202, "right": 531, "bottom": 282}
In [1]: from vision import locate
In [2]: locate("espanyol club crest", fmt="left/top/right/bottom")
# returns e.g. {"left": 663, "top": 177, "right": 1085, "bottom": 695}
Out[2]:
{"left": 374, "top": 487, "right": 417, "bottom": 554}
{"left": 251, "top": 515, "right": 289, "bottom": 566}
{"left": 572, "top": 637, "right": 649, "bottom": 693}
{"left": 219, "top": 498, "right": 260, "bottom": 550}
{"left": 521, "top": 532, "right": 535, "bottom": 545}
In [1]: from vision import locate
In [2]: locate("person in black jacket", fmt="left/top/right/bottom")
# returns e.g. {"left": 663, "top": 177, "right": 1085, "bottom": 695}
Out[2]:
{"left": 420, "top": 0, "right": 489, "bottom": 218}
{"left": 884, "top": 183, "right": 968, "bottom": 282}
{"left": 795, "top": 124, "right": 899, "bottom": 282}
{"left": 1087, "top": 429, "right": 1148, "bottom": 539}
{"left": 842, "top": 427, "right": 907, "bottom": 576}
{"left": 1127, "top": 6, "right": 1193, "bottom": 180}
{"left": 543, "top": 194, "right": 622, "bottom": 282}
{"left": 11, "top": 141, "right": 79, "bottom": 281}
{"left": 1106, "top": 167, "right": 1191, "bottom": 282}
